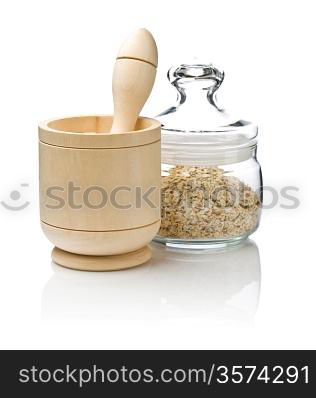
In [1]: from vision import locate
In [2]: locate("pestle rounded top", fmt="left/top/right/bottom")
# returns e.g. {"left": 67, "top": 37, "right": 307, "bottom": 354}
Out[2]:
{"left": 116, "top": 28, "right": 158, "bottom": 67}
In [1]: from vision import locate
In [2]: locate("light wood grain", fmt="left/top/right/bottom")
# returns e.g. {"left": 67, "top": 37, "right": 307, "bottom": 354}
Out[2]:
{"left": 117, "top": 28, "right": 158, "bottom": 67}
{"left": 42, "top": 220, "right": 160, "bottom": 256}
{"left": 39, "top": 115, "right": 161, "bottom": 259}
{"left": 110, "top": 59, "right": 157, "bottom": 133}
{"left": 110, "top": 29, "right": 158, "bottom": 134}
{"left": 52, "top": 245, "right": 152, "bottom": 271}
{"left": 39, "top": 115, "right": 160, "bottom": 148}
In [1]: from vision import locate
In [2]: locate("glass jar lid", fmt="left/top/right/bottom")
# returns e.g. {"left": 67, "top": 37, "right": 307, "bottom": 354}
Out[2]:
{"left": 157, "top": 63, "right": 258, "bottom": 166}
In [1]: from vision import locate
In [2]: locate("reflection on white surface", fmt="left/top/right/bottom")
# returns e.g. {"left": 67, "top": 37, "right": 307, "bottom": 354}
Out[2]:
{"left": 41, "top": 240, "right": 261, "bottom": 323}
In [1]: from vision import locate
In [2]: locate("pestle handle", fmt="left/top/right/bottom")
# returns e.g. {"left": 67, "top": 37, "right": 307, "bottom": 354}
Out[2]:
{"left": 110, "top": 28, "right": 158, "bottom": 134}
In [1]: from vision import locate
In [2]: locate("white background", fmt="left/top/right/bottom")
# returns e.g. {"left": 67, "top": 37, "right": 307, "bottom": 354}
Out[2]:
{"left": 0, "top": 0, "right": 315, "bottom": 349}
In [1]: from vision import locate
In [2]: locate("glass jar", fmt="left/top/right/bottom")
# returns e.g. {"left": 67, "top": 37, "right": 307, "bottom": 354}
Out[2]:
{"left": 154, "top": 63, "right": 262, "bottom": 249}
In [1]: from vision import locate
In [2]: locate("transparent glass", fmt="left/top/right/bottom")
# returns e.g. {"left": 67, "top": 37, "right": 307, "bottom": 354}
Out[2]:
{"left": 154, "top": 62, "right": 262, "bottom": 248}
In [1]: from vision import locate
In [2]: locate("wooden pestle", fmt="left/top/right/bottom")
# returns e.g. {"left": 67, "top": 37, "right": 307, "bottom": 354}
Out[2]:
{"left": 110, "top": 28, "right": 158, "bottom": 134}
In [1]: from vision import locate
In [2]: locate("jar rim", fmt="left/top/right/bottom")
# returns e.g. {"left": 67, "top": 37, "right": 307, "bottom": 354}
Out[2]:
{"left": 161, "top": 128, "right": 257, "bottom": 166}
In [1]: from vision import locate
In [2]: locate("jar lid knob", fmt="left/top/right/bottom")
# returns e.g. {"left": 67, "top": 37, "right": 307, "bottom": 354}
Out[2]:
{"left": 168, "top": 63, "right": 224, "bottom": 93}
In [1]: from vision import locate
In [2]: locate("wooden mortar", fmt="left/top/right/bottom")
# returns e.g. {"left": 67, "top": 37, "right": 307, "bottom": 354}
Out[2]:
{"left": 39, "top": 115, "right": 161, "bottom": 271}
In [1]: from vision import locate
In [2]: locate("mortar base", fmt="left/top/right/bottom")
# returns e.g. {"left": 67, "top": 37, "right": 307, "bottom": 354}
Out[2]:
{"left": 51, "top": 246, "right": 151, "bottom": 272}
